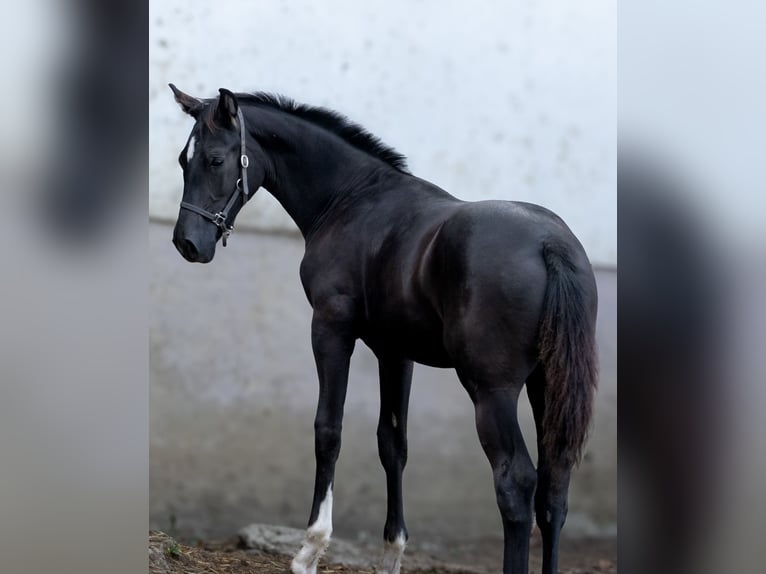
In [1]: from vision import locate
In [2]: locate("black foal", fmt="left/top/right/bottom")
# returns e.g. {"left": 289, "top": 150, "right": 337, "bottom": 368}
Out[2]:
{"left": 169, "top": 85, "right": 598, "bottom": 574}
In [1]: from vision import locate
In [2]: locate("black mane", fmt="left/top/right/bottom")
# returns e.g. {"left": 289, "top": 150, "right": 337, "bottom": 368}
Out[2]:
{"left": 235, "top": 93, "right": 409, "bottom": 173}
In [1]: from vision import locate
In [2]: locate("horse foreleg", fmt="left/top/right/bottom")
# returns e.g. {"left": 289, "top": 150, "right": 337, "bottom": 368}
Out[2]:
{"left": 291, "top": 311, "right": 355, "bottom": 574}
{"left": 376, "top": 357, "right": 413, "bottom": 574}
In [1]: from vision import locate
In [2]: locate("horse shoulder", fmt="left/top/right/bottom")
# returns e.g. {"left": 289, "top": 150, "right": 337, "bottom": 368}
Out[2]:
{"left": 299, "top": 244, "right": 362, "bottom": 324}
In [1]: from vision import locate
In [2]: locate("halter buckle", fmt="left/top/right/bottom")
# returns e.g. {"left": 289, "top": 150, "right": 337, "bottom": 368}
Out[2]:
{"left": 221, "top": 225, "right": 233, "bottom": 247}
{"left": 241, "top": 154, "right": 249, "bottom": 168}
{"left": 212, "top": 212, "right": 227, "bottom": 228}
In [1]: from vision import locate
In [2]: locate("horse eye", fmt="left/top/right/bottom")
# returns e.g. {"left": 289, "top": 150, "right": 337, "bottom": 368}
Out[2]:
{"left": 210, "top": 157, "right": 224, "bottom": 167}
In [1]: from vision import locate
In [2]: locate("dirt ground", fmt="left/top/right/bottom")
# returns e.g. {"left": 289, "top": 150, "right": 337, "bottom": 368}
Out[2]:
{"left": 149, "top": 531, "right": 616, "bottom": 574}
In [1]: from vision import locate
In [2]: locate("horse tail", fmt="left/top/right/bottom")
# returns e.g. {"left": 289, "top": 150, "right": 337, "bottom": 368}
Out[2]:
{"left": 537, "top": 240, "right": 599, "bottom": 467}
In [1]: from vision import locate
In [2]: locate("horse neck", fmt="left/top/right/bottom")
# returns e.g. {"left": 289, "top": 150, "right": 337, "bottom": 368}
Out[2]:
{"left": 246, "top": 106, "right": 393, "bottom": 237}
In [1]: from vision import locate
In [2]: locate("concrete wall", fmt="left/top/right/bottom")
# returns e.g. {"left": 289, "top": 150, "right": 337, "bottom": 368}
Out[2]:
{"left": 149, "top": 223, "right": 617, "bottom": 547}
{"left": 149, "top": 0, "right": 616, "bottom": 266}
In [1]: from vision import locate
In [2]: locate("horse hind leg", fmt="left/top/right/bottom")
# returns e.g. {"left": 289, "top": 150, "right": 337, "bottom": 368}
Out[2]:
{"left": 526, "top": 364, "right": 571, "bottom": 574}
{"left": 460, "top": 369, "right": 537, "bottom": 574}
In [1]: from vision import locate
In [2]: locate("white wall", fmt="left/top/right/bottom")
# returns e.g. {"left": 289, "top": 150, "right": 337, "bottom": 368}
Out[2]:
{"left": 150, "top": 0, "right": 615, "bottom": 266}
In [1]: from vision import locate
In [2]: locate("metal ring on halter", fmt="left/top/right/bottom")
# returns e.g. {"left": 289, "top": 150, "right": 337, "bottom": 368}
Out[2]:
{"left": 241, "top": 154, "right": 249, "bottom": 168}
{"left": 236, "top": 178, "right": 243, "bottom": 191}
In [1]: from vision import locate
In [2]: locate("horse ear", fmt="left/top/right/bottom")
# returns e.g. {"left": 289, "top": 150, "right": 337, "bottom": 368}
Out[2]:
{"left": 169, "top": 83, "right": 203, "bottom": 118}
{"left": 216, "top": 88, "right": 239, "bottom": 127}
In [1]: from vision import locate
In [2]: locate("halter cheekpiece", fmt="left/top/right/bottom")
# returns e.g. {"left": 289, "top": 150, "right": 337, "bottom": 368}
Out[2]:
{"left": 179, "top": 107, "right": 252, "bottom": 246}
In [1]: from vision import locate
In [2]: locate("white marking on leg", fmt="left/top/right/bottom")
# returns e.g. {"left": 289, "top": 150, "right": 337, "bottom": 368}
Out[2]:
{"left": 378, "top": 531, "right": 407, "bottom": 574}
{"left": 291, "top": 486, "right": 333, "bottom": 574}
{"left": 186, "top": 135, "right": 196, "bottom": 162}
{"left": 391, "top": 413, "right": 398, "bottom": 428}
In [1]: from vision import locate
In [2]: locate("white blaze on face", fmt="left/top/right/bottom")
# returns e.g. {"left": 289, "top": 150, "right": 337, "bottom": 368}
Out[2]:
{"left": 291, "top": 486, "right": 333, "bottom": 574}
{"left": 378, "top": 531, "right": 407, "bottom": 574}
{"left": 186, "top": 135, "right": 196, "bottom": 162}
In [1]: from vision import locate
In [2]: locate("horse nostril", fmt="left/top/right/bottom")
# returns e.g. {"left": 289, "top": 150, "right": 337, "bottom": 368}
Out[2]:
{"left": 173, "top": 237, "right": 199, "bottom": 260}
{"left": 183, "top": 240, "right": 199, "bottom": 259}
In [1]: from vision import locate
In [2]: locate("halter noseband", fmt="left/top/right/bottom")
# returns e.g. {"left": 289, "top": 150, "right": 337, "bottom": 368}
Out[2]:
{"left": 180, "top": 107, "right": 252, "bottom": 247}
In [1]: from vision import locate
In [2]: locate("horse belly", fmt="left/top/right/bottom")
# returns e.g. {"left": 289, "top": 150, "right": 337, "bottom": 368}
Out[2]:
{"left": 399, "top": 328, "right": 453, "bottom": 367}
{"left": 361, "top": 317, "right": 453, "bottom": 368}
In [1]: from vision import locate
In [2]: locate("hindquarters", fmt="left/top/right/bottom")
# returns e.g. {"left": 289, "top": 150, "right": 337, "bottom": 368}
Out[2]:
{"left": 435, "top": 201, "right": 599, "bottom": 461}
{"left": 433, "top": 202, "right": 554, "bottom": 379}
{"left": 431, "top": 201, "right": 598, "bottom": 574}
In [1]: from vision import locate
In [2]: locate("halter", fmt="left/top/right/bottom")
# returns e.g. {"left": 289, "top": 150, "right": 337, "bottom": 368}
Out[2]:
{"left": 180, "top": 107, "right": 252, "bottom": 246}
